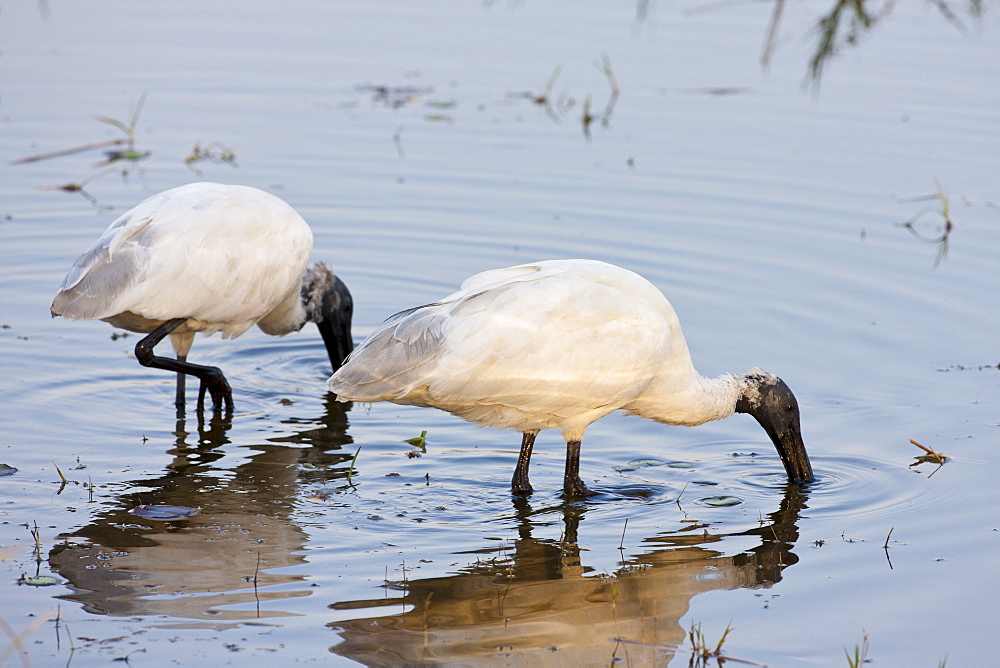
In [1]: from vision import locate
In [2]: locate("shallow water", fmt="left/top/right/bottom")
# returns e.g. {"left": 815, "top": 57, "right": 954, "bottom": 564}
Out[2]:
{"left": 1, "top": 1, "right": 998, "bottom": 665}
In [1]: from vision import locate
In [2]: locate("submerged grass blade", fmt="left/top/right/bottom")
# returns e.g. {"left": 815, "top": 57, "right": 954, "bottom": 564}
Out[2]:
{"left": 347, "top": 446, "right": 362, "bottom": 487}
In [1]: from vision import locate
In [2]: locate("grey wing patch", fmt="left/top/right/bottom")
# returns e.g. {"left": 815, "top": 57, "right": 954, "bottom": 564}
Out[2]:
{"left": 329, "top": 304, "right": 449, "bottom": 401}
{"left": 51, "top": 216, "right": 153, "bottom": 320}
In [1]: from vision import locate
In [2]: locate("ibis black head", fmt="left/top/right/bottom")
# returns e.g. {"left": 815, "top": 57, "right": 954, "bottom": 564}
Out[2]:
{"left": 735, "top": 372, "right": 814, "bottom": 484}
{"left": 303, "top": 262, "right": 354, "bottom": 371}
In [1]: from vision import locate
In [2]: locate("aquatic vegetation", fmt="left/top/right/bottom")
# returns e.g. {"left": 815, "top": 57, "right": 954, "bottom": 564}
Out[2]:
{"left": 185, "top": 140, "right": 237, "bottom": 175}
{"left": 90, "top": 90, "right": 151, "bottom": 172}
{"left": 898, "top": 181, "right": 954, "bottom": 268}
{"left": 687, "top": 620, "right": 754, "bottom": 667}
{"left": 845, "top": 630, "right": 870, "bottom": 668}
{"left": 404, "top": 430, "right": 428, "bottom": 452}
{"left": 346, "top": 446, "right": 362, "bottom": 487}
{"left": 13, "top": 92, "right": 234, "bottom": 200}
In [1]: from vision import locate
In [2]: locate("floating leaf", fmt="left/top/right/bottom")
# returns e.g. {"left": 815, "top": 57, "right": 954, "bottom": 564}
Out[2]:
{"left": 404, "top": 430, "right": 428, "bottom": 452}
{"left": 617, "top": 458, "right": 693, "bottom": 472}
{"left": 130, "top": 504, "right": 200, "bottom": 520}
{"left": 0, "top": 463, "right": 17, "bottom": 476}
{"left": 702, "top": 496, "right": 742, "bottom": 507}
{"left": 19, "top": 575, "right": 58, "bottom": 587}
{"left": 627, "top": 458, "right": 667, "bottom": 468}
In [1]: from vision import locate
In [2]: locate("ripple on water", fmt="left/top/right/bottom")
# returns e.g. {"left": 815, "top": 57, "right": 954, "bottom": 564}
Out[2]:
{"left": 731, "top": 453, "right": 942, "bottom": 530}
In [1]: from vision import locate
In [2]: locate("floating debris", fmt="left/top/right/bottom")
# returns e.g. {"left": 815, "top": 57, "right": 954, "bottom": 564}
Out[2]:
{"left": 909, "top": 439, "right": 948, "bottom": 465}
{"left": 130, "top": 504, "right": 200, "bottom": 520}
{"left": 357, "top": 83, "right": 433, "bottom": 108}
{"left": 185, "top": 140, "right": 237, "bottom": 174}
{"left": 18, "top": 574, "right": 59, "bottom": 587}
{"left": 909, "top": 439, "right": 948, "bottom": 477}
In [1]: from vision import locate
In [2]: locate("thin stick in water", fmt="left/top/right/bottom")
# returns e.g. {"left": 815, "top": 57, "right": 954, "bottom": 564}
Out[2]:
{"left": 618, "top": 517, "right": 629, "bottom": 550}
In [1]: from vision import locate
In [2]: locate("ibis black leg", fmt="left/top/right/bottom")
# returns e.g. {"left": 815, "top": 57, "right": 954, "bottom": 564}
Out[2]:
{"left": 134, "top": 318, "right": 233, "bottom": 415}
{"left": 175, "top": 354, "right": 187, "bottom": 411}
{"left": 512, "top": 431, "right": 537, "bottom": 495}
{"left": 562, "top": 440, "right": 589, "bottom": 497}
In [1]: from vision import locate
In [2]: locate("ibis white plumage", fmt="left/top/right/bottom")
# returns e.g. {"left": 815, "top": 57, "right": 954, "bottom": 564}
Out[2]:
{"left": 328, "top": 259, "right": 812, "bottom": 496}
{"left": 52, "top": 182, "right": 353, "bottom": 414}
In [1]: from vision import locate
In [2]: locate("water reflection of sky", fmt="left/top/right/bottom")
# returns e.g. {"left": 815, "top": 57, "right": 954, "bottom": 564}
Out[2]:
{"left": 1, "top": 1, "right": 998, "bottom": 665}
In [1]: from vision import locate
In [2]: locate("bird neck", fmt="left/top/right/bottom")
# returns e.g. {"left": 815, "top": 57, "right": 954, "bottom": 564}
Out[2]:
{"left": 627, "top": 370, "right": 745, "bottom": 427}
{"left": 255, "top": 288, "right": 309, "bottom": 336}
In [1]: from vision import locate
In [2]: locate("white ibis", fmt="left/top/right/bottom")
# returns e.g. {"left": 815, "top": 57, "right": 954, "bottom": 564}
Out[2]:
{"left": 328, "top": 259, "right": 812, "bottom": 496}
{"left": 52, "top": 182, "right": 353, "bottom": 414}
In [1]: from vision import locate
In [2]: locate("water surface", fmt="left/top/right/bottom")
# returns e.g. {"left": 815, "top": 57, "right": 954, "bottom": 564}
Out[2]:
{"left": 1, "top": 1, "right": 998, "bottom": 665}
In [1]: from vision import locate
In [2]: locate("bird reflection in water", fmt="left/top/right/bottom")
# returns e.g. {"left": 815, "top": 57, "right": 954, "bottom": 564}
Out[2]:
{"left": 47, "top": 398, "right": 354, "bottom": 622}
{"left": 327, "top": 485, "right": 808, "bottom": 665}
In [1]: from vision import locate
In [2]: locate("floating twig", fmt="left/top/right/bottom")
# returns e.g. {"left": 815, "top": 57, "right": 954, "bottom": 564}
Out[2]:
{"left": 675, "top": 480, "right": 690, "bottom": 509}
{"left": 10, "top": 138, "right": 128, "bottom": 165}
{"left": 909, "top": 439, "right": 949, "bottom": 467}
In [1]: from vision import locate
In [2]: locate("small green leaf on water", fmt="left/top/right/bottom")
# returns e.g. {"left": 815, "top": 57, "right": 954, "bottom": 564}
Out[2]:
{"left": 404, "top": 430, "right": 428, "bottom": 452}
{"left": 130, "top": 504, "right": 200, "bottom": 520}
{"left": 19, "top": 575, "right": 58, "bottom": 586}
{"left": 667, "top": 461, "right": 695, "bottom": 468}
{"left": 105, "top": 149, "right": 150, "bottom": 162}
{"left": 0, "top": 463, "right": 17, "bottom": 476}
{"left": 702, "top": 496, "right": 742, "bottom": 507}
